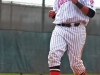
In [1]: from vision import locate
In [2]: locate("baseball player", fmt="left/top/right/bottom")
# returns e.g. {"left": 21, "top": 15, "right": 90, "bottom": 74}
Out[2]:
{"left": 48, "top": 0, "right": 95, "bottom": 75}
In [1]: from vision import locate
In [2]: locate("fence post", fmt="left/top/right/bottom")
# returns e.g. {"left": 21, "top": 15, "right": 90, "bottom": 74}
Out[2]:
{"left": 41, "top": 0, "right": 45, "bottom": 32}
{"left": 0, "top": 0, "right": 2, "bottom": 27}
{"left": 10, "top": 1, "right": 13, "bottom": 29}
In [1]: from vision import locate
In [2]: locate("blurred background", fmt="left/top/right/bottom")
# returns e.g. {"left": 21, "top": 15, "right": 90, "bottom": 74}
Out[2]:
{"left": 0, "top": 0, "right": 100, "bottom": 75}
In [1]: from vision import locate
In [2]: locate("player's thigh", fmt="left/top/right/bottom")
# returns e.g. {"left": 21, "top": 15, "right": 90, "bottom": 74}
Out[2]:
{"left": 67, "top": 31, "right": 86, "bottom": 64}
{"left": 48, "top": 33, "right": 67, "bottom": 66}
{"left": 50, "top": 32, "right": 67, "bottom": 52}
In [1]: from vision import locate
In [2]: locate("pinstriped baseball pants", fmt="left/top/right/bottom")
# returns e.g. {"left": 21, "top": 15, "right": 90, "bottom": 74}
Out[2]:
{"left": 48, "top": 24, "right": 86, "bottom": 75}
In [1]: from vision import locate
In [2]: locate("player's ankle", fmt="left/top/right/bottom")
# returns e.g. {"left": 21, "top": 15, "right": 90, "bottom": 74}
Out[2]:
{"left": 80, "top": 72, "right": 86, "bottom": 75}
{"left": 50, "top": 71, "right": 60, "bottom": 75}
{"left": 49, "top": 66, "right": 60, "bottom": 75}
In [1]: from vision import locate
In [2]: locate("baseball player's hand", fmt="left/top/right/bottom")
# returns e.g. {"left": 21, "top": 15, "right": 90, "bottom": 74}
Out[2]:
{"left": 48, "top": 10, "right": 56, "bottom": 19}
{"left": 72, "top": 0, "right": 78, "bottom": 4}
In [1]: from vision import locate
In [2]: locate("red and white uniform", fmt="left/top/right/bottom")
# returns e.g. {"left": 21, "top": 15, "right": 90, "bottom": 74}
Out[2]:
{"left": 53, "top": 0, "right": 95, "bottom": 25}
{"left": 48, "top": 0, "right": 95, "bottom": 75}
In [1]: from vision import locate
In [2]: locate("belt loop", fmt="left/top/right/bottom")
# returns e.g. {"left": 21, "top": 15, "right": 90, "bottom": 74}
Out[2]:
{"left": 71, "top": 23, "right": 74, "bottom": 27}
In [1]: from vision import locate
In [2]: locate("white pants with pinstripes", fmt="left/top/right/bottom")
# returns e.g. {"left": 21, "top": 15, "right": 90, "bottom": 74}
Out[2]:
{"left": 48, "top": 23, "right": 86, "bottom": 75}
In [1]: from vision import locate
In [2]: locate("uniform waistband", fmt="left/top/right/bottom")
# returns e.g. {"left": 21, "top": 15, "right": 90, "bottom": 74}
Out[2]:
{"left": 57, "top": 23, "right": 80, "bottom": 27}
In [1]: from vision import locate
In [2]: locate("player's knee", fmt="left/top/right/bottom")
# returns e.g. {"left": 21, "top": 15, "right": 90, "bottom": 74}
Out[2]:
{"left": 48, "top": 52, "right": 61, "bottom": 66}
{"left": 48, "top": 50, "right": 65, "bottom": 67}
{"left": 48, "top": 55, "right": 53, "bottom": 63}
{"left": 48, "top": 54, "right": 58, "bottom": 64}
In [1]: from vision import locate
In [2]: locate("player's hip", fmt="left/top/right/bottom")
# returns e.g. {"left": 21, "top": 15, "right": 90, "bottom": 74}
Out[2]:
{"left": 52, "top": 23, "right": 86, "bottom": 34}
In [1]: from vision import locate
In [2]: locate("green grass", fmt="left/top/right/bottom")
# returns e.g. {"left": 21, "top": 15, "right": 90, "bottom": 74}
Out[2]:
{"left": 0, "top": 73, "right": 99, "bottom": 75}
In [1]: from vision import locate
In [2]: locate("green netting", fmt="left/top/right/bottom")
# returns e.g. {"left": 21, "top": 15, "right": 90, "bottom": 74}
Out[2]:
{"left": 0, "top": 30, "right": 99, "bottom": 73}
{"left": 0, "top": 2, "right": 100, "bottom": 74}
